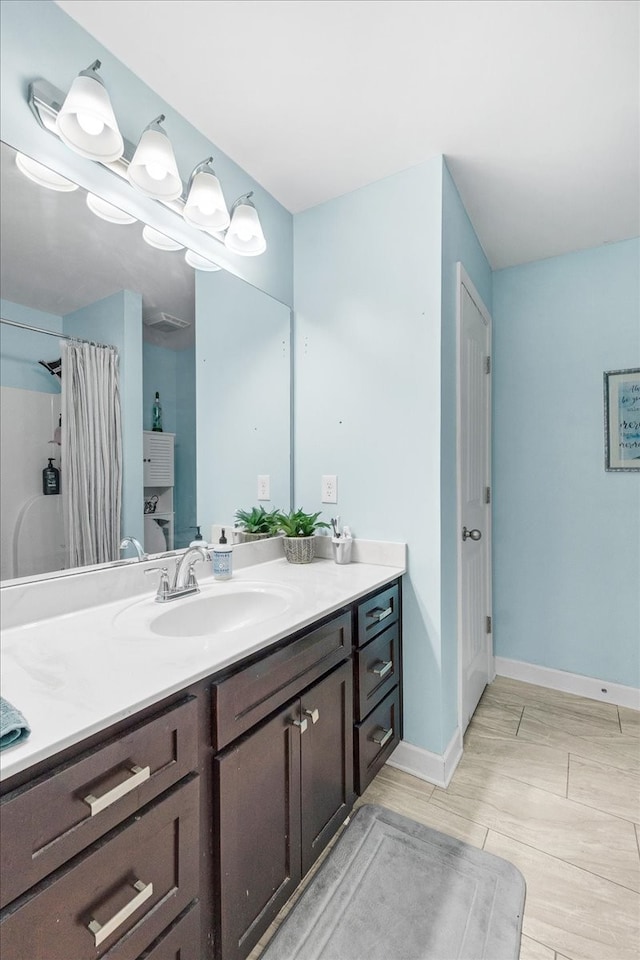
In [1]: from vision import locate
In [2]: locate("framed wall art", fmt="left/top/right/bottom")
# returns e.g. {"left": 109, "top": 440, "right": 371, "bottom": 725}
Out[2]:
{"left": 604, "top": 368, "right": 640, "bottom": 471}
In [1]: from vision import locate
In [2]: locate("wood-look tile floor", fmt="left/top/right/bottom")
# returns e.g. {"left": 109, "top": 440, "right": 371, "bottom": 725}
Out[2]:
{"left": 250, "top": 677, "right": 640, "bottom": 960}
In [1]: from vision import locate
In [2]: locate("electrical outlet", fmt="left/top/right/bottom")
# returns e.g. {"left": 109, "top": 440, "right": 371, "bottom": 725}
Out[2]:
{"left": 321, "top": 475, "right": 338, "bottom": 504}
{"left": 257, "top": 475, "right": 270, "bottom": 501}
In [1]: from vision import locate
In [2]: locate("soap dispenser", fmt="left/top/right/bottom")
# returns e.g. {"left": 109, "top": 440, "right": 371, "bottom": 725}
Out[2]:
{"left": 212, "top": 528, "right": 233, "bottom": 580}
{"left": 189, "top": 525, "right": 204, "bottom": 547}
{"left": 42, "top": 458, "right": 60, "bottom": 495}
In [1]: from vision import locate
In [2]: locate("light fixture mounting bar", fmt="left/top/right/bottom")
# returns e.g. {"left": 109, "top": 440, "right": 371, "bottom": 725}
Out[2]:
{"left": 27, "top": 78, "right": 227, "bottom": 243}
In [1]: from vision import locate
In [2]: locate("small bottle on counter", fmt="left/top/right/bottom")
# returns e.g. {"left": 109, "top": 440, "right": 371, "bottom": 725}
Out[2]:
{"left": 212, "top": 528, "right": 232, "bottom": 580}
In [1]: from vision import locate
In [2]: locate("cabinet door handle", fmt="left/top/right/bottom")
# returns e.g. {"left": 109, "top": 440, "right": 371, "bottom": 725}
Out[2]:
{"left": 83, "top": 764, "right": 150, "bottom": 816}
{"left": 371, "top": 660, "right": 393, "bottom": 678}
{"left": 371, "top": 727, "right": 393, "bottom": 748}
{"left": 88, "top": 879, "right": 153, "bottom": 946}
{"left": 367, "top": 605, "right": 392, "bottom": 623}
{"left": 291, "top": 717, "right": 308, "bottom": 733}
{"left": 304, "top": 707, "right": 320, "bottom": 724}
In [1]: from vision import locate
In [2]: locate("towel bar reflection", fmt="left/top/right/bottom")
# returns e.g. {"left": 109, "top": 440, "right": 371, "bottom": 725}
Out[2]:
{"left": 83, "top": 764, "right": 150, "bottom": 816}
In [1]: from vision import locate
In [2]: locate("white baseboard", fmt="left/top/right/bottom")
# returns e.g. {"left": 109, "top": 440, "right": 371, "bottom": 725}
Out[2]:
{"left": 387, "top": 727, "right": 463, "bottom": 788}
{"left": 494, "top": 657, "right": 640, "bottom": 711}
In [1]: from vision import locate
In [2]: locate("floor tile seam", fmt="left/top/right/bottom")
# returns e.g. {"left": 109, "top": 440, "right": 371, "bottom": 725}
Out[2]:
{"left": 561, "top": 792, "right": 640, "bottom": 829}
{"left": 451, "top": 757, "right": 595, "bottom": 806}
{"left": 423, "top": 788, "right": 493, "bottom": 839}
{"left": 521, "top": 932, "right": 559, "bottom": 957}
{"left": 518, "top": 708, "right": 624, "bottom": 738}
{"left": 515, "top": 732, "right": 640, "bottom": 772}
{"left": 567, "top": 750, "right": 640, "bottom": 780}
{"left": 487, "top": 827, "right": 640, "bottom": 896}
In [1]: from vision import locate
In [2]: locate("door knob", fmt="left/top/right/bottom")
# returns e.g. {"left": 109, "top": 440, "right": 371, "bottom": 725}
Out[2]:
{"left": 462, "top": 526, "right": 482, "bottom": 542}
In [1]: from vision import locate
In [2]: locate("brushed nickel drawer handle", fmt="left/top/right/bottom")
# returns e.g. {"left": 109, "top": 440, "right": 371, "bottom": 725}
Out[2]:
{"left": 371, "top": 727, "right": 393, "bottom": 748}
{"left": 304, "top": 707, "right": 320, "bottom": 724}
{"left": 371, "top": 660, "right": 393, "bottom": 678}
{"left": 291, "top": 717, "right": 308, "bottom": 733}
{"left": 367, "top": 605, "right": 392, "bottom": 623}
{"left": 83, "top": 765, "right": 150, "bottom": 816}
{"left": 88, "top": 879, "right": 153, "bottom": 946}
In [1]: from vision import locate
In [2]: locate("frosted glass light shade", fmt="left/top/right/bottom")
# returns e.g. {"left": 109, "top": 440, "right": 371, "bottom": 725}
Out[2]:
{"left": 142, "top": 225, "right": 184, "bottom": 251}
{"left": 224, "top": 198, "right": 267, "bottom": 256}
{"left": 183, "top": 164, "right": 230, "bottom": 231}
{"left": 86, "top": 193, "right": 137, "bottom": 224}
{"left": 55, "top": 71, "right": 124, "bottom": 162}
{"left": 16, "top": 153, "right": 79, "bottom": 192}
{"left": 128, "top": 120, "right": 182, "bottom": 201}
{"left": 185, "top": 250, "right": 222, "bottom": 271}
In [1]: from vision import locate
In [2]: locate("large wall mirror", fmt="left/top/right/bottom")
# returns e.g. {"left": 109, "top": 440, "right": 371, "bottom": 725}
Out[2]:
{"left": 0, "top": 140, "right": 291, "bottom": 584}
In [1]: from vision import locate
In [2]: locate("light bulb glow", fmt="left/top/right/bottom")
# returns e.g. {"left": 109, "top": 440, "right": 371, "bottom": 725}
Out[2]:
{"left": 76, "top": 112, "right": 105, "bottom": 136}
{"left": 224, "top": 200, "right": 267, "bottom": 256}
{"left": 145, "top": 162, "right": 168, "bottom": 182}
{"left": 183, "top": 167, "right": 229, "bottom": 230}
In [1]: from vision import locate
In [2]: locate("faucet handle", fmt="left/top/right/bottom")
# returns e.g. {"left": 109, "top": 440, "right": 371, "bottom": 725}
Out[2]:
{"left": 145, "top": 566, "right": 170, "bottom": 602}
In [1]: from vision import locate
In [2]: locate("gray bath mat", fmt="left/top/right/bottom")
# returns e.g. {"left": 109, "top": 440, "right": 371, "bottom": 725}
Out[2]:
{"left": 261, "top": 804, "right": 525, "bottom": 960}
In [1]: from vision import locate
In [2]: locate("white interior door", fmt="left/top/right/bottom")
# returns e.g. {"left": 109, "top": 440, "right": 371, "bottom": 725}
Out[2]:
{"left": 457, "top": 266, "right": 492, "bottom": 733}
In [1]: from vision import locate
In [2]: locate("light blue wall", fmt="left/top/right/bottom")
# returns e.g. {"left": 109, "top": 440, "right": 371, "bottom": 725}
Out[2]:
{"left": 294, "top": 158, "right": 447, "bottom": 753}
{"left": 440, "top": 163, "right": 493, "bottom": 739}
{"left": 493, "top": 239, "right": 640, "bottom": 688}
{"left": 64, "top": 290, "right": 143, "bottom": 545}
{"left": 0, "top": 0, "right": 293, "bottom": 305}
{"left": 196, "top": 271, "right": 291, "bottom": 536}
{"left": 0, "top": 299, "right": 62, "bottom": 392}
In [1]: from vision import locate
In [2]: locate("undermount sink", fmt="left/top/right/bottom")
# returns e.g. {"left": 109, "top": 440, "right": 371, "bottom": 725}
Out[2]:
{"left": 116, "top": 581, "right": 302, "bottom": 638}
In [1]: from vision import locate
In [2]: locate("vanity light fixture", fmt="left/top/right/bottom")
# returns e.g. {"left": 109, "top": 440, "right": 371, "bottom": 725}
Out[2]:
{"left": 142, "top": 225, "right": 184, "bottom": 251}
{"left": 224, "top": 193, "right": 267, "bottom": 257}
{"left": 184, "top": 250, "right": 222, "bottom": 271}
{"left": 15, "top": 152, "right": 79, "bottom": 192}
{"left": 128, "top": 115, "right": 182, "bottom": 201}
{"left": 27, "top": 72, "right": 268, "bottom": 255}
{"left": 183, "top": 157, "right": 230, "bottom": 231}
{"left": 55, "top": 60, "right": 124, "bottom": 163}
{"left": 86, "top": 193, "right": 137, "bottom": 224}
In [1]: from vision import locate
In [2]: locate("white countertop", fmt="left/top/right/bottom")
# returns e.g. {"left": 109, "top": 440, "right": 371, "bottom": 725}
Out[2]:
{"left": 0, "top": 552, "right": 404, "bottom": 781}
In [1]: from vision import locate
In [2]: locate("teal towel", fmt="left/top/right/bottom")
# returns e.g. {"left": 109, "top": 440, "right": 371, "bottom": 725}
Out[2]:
{"left": 0, "top": 696, "right": 31, "bottom": 750}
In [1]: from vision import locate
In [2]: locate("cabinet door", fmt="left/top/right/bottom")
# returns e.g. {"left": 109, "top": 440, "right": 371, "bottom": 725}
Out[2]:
{"left": 143, "top": 432, "right": 174, "bottom": 486}
{"left": 215, "top": 705, "right": 302, "bottom": 960}
{"left": 300, "top": 660, "right": 355, "bottom": 876}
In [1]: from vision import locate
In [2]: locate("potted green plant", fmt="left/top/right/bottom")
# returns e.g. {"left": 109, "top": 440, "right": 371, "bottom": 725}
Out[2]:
{"left": 276, "top": 508, "right": 330, "bottom": 563}
{"left": 234, "top": 506, "right": 280, "bottom": 542}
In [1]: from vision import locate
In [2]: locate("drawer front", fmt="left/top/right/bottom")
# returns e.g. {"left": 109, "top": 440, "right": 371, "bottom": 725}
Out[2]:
{"left": 0, "top": 697, "right": 198, "bottom": 908}
{"left": 354, "top": 622, "right": 400, "bottom": 721}
{"left": 138, "top": 901, "right": 201, "bottom": 960}
{"left": 354, "top": 686, "right": 400, "bottom": 793}
{"left": 356, "top": 583, "right": 399, "bottom": 648}
{"left": 213, "top": 611, "right": 351, "bottom": 750}
{"left": 0, "top": 776, "right": 199, "bottom": 960}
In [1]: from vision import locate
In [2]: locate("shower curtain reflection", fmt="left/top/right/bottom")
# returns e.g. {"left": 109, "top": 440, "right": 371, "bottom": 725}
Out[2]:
{"left": 62, "top": 341, "right": 122, "bottom": 567}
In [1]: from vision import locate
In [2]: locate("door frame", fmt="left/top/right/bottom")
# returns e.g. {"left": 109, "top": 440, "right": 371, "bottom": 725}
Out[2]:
{"left": 455, "top": 262, "right": 495, "bottom": 736}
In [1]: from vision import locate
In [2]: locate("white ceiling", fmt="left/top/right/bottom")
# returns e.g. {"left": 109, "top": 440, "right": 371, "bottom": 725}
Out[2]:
{"left": 56, "top": 0, "right": 639, "bottom": 269}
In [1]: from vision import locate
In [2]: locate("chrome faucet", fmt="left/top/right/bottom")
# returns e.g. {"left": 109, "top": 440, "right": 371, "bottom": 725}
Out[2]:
{"left": 149, "top": 545, "right": 211, "bottom": 602}
{"left": 119, "top": 536, "right": 147, "bottom": 560}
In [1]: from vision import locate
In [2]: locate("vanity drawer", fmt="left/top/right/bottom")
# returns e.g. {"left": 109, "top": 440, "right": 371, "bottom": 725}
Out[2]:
{"left": 356, "top": 583, "right": 399, "bottom": 648}
{"left": 0, "top": 696, "right": 198, "bottom": 908}
{"left": 0, "top": 776, "right": 199, "bottom": 960}
{"left": 212, "top": 612, "right": 351, "bottom": 750}
{"left": 354, "top": 621, "right": 400, "bottom": 721}
{"left": 354, "top": 686, "right": 400, "bottom": 792}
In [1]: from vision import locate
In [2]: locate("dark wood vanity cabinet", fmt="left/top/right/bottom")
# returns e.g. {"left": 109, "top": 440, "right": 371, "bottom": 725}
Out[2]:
{"left": 0, "top": 577, "right": 402, "bottom": 960}
{"left": 213, "top": 615, "right": 355, "bottom": 960}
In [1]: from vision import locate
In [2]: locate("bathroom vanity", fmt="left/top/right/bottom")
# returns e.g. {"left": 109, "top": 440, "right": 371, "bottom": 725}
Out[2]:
{"left": 0, "top": 548, "right": 404, "bottom": 960}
